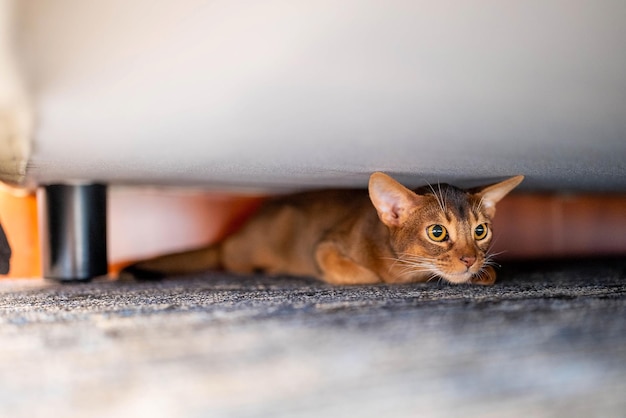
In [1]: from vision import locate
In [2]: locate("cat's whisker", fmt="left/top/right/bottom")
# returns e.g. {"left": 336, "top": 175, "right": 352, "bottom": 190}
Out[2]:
{"left": 437, "top": 182, "right": 448, "bottom": 214}
{"left": 386, "top": 255, "right": 440, "bottom": 282}
{"left": 396, "top": 263, "right": 434, "bottom": 276}
{"left": 426, "top": 181, "right": 446, "bottom": 214}
{"left": 396, "top": 252, "right": 436, "bottom": 264}
{"left": 472, "top": 269, "right": 485, "bottom": 283}
{"left": 426, "top": 273, "right": 440, "bottom": 283}
{"left": 382, "top": 256, "right": 434, "bottom": 273}
{"left": 490, "top": 248, "right": 506, "bottom": 256}
{"left": 483, "top": 248, "right": 506, "bottom": 269}
{"left": 474, "top": 195, "right": 486, "bottom": 213}
{"left": 381, "top": 256, "right": 403, "bottom": 272}
{"left": 433, "top": 275, "right": 445, "bottom": 285}
{"left": 396, "top": 257, "right": 434, "bottom": 267}
{"left": 484, "top": 260, "right": 501, "bottom": 269}
{"left": 397, "top": 262, "right": 437, "bottom": 275}
{"left": 477, "top": 266, "right": 494, "bottom": 283}
{"left": 486, "top": 250, "right": 506, "bottom": 260}
{"left": 384, "top": 256, "right": 426, "bottom": 267}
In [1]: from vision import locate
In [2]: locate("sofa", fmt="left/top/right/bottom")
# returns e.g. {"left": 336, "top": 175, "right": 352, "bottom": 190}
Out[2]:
{"left": 1, "top": 0, "right": 625, "bottom": 279}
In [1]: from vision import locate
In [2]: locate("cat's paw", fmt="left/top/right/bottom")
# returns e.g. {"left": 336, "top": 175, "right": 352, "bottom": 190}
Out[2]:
{"left": 469, "top": 266, "right": 497, "bottom": 285}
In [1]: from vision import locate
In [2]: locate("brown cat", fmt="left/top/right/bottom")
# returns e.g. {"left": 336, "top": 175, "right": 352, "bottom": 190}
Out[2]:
{"left": 121, "top": 172, "right": 523, "bottom": 285}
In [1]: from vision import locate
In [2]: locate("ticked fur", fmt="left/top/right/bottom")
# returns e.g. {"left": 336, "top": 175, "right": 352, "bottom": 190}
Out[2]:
{"left": 122, "top": 173, "right": 523, "bottom": 285}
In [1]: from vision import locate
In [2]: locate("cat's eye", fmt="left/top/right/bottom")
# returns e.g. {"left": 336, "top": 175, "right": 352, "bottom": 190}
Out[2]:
{"left": 427, "top": 224, "right": 448, "bottom": 242}
{"left": 474, "top": 223, "right": 489, "bottom": 240}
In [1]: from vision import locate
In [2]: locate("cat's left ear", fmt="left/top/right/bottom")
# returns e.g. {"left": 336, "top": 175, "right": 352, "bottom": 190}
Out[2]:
{"left": 472, "top": 175, "right": 524, "bottom": 217}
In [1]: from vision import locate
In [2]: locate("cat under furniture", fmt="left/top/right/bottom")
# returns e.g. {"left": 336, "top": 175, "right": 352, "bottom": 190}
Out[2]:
{"left": 123, "top": 172, "right": 523, "bottom": 286}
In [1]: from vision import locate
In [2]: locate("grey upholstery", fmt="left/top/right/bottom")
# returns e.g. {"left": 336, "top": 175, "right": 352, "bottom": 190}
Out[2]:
{"left": 4, "top": 0, "right": 625, "bottom": 192}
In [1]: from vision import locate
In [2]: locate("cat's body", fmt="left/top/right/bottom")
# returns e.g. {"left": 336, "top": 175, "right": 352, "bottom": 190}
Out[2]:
{"left": 122, "top": 173, "right": 523, "bottom": 285}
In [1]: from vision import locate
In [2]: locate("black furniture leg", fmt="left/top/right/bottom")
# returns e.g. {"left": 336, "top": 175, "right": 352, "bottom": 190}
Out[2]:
{"left": 38, "top": 184, "right": 108, "bottom": 281}
{"left": 0, "top": 221, "right": 11, "bottom": 275}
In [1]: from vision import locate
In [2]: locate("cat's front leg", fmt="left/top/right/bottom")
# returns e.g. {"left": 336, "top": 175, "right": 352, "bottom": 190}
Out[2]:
{"left": 470, "top": 265, "right": 497, "bottom": 285}
{"left": 314, "top": 241, "right": 381, "bottom": 285}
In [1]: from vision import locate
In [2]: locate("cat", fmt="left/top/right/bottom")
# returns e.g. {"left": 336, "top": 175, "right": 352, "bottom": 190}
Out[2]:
{"left": 121, "top": 172, "right": 524, "bottom": 285}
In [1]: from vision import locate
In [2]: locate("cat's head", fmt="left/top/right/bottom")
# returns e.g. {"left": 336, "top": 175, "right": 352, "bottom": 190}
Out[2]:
{"left": 368, "top": 172, "right": 524, "bottom": 284}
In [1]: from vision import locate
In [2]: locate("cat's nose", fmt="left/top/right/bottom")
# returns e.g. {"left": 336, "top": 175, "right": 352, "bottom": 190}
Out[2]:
{"left": 460, "top": 255, "right": 476, "bottom": 268}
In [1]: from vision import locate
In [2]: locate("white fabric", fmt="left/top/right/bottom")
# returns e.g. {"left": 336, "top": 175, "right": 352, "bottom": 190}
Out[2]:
{"left": 0, "top": 0, "right": 31, "bottom": 184}
{"left": 11, "top": 0, "right": 626, "bottom": 191}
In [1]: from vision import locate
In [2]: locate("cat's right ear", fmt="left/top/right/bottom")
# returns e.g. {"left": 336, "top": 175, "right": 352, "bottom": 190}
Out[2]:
{"left": 472, "top": 175, "right": 524, "bottom": 217}
{"left": 369, "top": 172, "right": 422, "bottom": 227}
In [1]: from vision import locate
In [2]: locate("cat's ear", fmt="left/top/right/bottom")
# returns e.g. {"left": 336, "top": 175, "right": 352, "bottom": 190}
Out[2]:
{"left": 369, "top": 172, "right": 422, "bottom": 227}
{"left": 472, "top": 175, "right": 524, "bottom": 217}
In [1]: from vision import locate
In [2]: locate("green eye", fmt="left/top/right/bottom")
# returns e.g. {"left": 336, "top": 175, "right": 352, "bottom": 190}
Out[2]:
{"left": 474, "top": 223, "right": 489, "bottom": 240}
{"left": 427, "top": 224, "right": 448, "bottom": 242}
